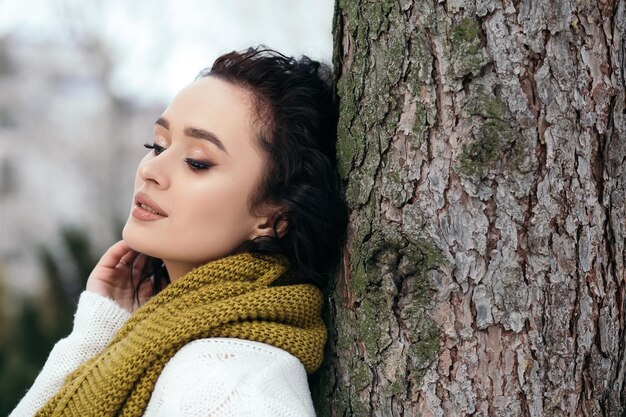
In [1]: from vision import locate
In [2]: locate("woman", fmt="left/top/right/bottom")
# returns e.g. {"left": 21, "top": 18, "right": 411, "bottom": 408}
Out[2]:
{"left": 10, "top": 47, "right": 347, "bottom": 417}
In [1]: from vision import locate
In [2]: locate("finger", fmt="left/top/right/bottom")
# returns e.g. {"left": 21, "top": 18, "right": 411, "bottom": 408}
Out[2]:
{"left": 130, "top": 274, "right": 155, "bottom": 311}
{"left": 138, "top": 276, "right": 154, "bottom": 298}
{"left": 119, "top": 250, "right": 139, "bottom": 267}
{"left": 98, "top": 241, "right": 136, "bottom": 269}
{"left": 131, "top": 253, "right": 148, "bottom": 276}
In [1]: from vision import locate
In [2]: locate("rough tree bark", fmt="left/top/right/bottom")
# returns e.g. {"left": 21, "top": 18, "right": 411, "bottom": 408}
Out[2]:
{"left": 316, "top": 0, "right": 626, "bottom": 416}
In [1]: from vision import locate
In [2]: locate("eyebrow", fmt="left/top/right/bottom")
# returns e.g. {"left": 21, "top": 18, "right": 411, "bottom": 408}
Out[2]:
{"left": 155, "top": 117, "right": 229, "bottom": 155}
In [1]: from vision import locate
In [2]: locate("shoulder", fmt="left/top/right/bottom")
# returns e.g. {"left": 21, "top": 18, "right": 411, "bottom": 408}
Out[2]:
{"left": 144, "top": 338, "right": 317, "bottom": 417}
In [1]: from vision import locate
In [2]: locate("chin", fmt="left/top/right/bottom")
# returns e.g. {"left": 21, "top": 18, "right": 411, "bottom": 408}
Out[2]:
{"left": 122, "top": 219, "right": 160, "bottom": 258}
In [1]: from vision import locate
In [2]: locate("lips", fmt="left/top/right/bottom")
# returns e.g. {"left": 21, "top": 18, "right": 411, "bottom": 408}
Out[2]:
{"left": 133, "top": 191, "right": 168, "bottom": 218}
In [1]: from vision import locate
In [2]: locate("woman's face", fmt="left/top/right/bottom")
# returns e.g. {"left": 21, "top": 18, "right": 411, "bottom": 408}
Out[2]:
{"left": 122, "top": 76, "right": 271, "bottom": 279}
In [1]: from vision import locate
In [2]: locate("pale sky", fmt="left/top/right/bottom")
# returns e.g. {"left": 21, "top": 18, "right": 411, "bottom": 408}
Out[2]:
{"left": 0, "top": 0, "right": 335, "bottom": 103}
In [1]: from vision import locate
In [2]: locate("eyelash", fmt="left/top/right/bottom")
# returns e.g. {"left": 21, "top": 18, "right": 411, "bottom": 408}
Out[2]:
{"left": 143, "top": 142, "right": 165, "bottom": 155}
{"left": 143, "top": 143, "right": 213, "bottom": 171}
{"left": 184, "top": 158, "right": 213, "bottom": 170}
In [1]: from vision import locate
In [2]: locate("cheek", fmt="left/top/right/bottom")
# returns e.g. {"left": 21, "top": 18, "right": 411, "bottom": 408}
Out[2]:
{"left": 183, "top": 182, "right": 252, "bottom": 231}
{"left": 172, "top": 178, "right": 257, "bottom": 247}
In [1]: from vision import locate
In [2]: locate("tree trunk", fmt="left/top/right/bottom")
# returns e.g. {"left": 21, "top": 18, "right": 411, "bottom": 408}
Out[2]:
{"left": 317, "top": 0, "right": 626, "bottom": 416}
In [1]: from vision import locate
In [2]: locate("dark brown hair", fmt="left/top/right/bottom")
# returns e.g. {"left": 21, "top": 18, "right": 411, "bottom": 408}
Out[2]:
{"left": 134, "top": 46, "right": 347, "bottom": 297}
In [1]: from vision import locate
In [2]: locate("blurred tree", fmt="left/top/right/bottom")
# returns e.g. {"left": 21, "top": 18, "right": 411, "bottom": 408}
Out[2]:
{"left": 317, "top": 0, "right": 626, "bottom": 416}
{"left": 0, "top": 301, "right": 49, "bottom": 415}
{"left": 37, "top": 226, "right": 95, "bottom": 336}
{"left": 0, "top": 226, "right": 98, "bottom": 414}
{"left": 0, "top": 37, "right": 14, "bottom": 76}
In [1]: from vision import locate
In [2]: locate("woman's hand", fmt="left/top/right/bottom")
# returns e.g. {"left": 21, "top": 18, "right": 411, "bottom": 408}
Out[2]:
{"left": 86, "top": 240, "right": 153, "bottom": 312}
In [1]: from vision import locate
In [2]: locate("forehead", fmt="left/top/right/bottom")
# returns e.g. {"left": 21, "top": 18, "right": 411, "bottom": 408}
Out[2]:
{"left": 162, "top": 76, "right": 256, "bottom": 138}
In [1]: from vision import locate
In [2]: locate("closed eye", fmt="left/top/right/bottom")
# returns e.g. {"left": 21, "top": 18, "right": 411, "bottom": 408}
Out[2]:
{"left": 144, "top": 143, "right": 213, "bottom": 171}
{"left": 144, "top": 143, "right": 165, "bottom": 155}
{"left": 185, "top": 158, "right": 214, "bottom": 171}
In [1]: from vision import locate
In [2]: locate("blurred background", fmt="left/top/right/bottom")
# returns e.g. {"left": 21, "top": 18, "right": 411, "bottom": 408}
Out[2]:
{"left": 0, "top": 0, "right": 333, "bottom": 411}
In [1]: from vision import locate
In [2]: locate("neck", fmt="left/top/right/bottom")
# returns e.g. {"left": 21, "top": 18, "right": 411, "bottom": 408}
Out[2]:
{"left": 163, "top": 260, "right": 200, "bottom": 282}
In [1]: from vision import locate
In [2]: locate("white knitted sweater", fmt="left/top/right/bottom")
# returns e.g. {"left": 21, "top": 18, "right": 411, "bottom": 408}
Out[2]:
{"left": 10, "top": 291, "right": 317, "bottom": 417}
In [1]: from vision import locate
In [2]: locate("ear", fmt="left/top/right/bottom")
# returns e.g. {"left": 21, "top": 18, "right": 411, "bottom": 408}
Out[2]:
{"left": 251, "top": 206, "right": 289, "bottom": 239}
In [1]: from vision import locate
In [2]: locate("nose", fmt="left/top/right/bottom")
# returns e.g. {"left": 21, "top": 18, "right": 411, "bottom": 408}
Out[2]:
{"left": 137, "top": 152, "right": 170, "bottom": 189}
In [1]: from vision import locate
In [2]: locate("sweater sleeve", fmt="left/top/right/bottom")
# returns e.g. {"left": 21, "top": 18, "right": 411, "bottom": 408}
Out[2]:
{"left": 143, "top": 338, "right": 317, "bottom": 417}
{"left": 9, "top": 291, "right": 131, "bottom": 417}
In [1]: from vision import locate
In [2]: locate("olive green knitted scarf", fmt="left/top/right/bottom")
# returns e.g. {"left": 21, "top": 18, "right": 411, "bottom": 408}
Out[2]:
{"left": 35, "top": 253, "right": 326, "bottom": 417}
